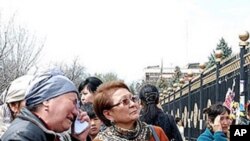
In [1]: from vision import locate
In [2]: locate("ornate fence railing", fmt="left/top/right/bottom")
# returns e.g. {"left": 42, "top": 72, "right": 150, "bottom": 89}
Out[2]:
{"left": 161, "top": 33, "right": 250, "bottom": 140}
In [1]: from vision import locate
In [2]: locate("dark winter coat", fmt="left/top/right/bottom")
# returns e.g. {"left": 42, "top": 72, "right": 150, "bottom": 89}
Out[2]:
{"left": 1, "top": 107, "right": 76, "bottom": 141}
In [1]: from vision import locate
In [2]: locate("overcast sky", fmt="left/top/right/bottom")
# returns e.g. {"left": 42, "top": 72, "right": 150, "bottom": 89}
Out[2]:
{"left": 1, "top": 0, "right": 250, "bottom": 83}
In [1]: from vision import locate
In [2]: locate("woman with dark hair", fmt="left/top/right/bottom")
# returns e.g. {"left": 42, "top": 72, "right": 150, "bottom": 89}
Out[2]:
{"left": 78, "top": 77, "right": 103, "bottom": 104}
{"left": 197, "top": 103, "right": 230, "bottom": 141}
{"left": 93, "top": 81, "right": 169, "bottom": 141}
{"left": 139, "top": 84, "right": 183, "bottom": 141}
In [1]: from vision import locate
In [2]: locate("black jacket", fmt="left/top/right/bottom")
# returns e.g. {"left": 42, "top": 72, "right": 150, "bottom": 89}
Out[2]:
{"left": 141, "top": 108, "right": 183, "bottom": 141}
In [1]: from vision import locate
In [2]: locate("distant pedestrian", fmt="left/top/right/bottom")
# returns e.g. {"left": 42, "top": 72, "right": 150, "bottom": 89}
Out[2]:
{"left": 175, "top": 117, "right": 185, "bottom": 141}
{"left": 1, "top": 69, "right": 90, "bottom": 141}
{"left": 197, "top": 103, "right": 230, "bottom": 141}
{"left": 78, "top": 77, "right": 102, "bottom": 104}
{"left": 139, "top": 84, "right": 183, "bottom": 141}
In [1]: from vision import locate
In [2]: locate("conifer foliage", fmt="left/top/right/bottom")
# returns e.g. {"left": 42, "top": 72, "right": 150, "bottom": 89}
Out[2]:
{"left": 207, "top": 38, "right": 232, "bottom": 68}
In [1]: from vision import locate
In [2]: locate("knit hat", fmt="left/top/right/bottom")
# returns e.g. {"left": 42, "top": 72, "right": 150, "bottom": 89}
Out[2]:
{"left": 25, "top": 69, "right": 78, "bottom": 107}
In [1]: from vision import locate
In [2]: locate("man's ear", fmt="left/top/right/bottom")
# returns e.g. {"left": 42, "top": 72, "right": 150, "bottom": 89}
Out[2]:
{"left": 103, "top": 110, "right": 114, "bottom": 122}
{"left": 43, "top": 100, "right": 49, "bottom": 106}
{"left": 42, "top": 101, "right": 50, "bottom": 111}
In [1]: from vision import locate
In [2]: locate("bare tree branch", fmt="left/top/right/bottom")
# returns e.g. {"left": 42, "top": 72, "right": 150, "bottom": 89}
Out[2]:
{"left": 55, "top": 57, "right": 88, "bottom": 87}
{"left": 0, "top": 15, "right": 45, "bottom": 92}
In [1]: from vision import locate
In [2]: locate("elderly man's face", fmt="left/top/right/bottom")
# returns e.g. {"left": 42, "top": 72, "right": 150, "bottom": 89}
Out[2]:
{"left": 45, "top": 92, "right": 79, "bottom": 132}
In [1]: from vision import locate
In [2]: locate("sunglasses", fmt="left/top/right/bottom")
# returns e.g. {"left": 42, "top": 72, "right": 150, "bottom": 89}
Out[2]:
{"left": 109, "top": 96, "right": 140, "bottom": 109}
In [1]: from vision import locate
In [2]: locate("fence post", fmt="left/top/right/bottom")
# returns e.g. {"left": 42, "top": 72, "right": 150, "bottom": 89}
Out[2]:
{"left": 173, "top": 83, "right": 178, "bottom": 116}
{"left": 239, "top": 31, "right": 249, "bottom": 114}
{"left": 167, "top": 87, "right": 173, "bottom": 114}
{"left": 199, "top": 63, "right": 206, "bottom": 134}
{"left": 215, "top": 50, "right": 222, "bottom": 102}
{"left": 187, "top": 70, "right": 193, "bottom": 141}
{"left": 179, "top": 78, "right": 185, "bottom": 119}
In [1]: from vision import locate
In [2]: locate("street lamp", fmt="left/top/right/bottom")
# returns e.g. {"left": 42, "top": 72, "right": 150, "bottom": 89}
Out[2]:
{"left": 239, "top": 31, "right": 249, "bottom": 113}
{"left": 215, "top": 50, "right": 223, "bottom": 102}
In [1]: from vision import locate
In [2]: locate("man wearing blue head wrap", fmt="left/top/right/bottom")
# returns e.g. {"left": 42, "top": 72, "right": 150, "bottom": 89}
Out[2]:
{"left": 1, "top": 69, "right": 90, "bottom": 141}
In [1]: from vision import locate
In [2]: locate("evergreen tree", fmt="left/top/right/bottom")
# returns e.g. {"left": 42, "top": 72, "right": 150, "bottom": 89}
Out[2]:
{"left": 216, "top": 37, "right": 232, "bottom": 58}
{"left": 207, "top": 37, "right": 232, "bottom": 69}
{"left": 206, "top": 52, "right": 216, "bottom": 68}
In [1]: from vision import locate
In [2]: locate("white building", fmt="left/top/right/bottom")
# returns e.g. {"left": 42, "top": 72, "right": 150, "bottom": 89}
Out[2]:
{"left": 143, "top": 63, "right": 201, "bottom": 83}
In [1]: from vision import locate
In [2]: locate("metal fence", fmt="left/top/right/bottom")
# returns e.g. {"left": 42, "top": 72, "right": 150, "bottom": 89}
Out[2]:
{"left": 161, "top": 49, "right": 250, "bottom": 140}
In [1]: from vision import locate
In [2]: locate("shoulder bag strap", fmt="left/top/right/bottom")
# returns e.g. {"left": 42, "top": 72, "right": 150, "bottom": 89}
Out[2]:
{"left": 149, "top": 125, "right": 160, "bottom": 141}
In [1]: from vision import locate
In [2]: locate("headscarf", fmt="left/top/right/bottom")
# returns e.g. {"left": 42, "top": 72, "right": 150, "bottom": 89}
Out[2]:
{"left": 25, "top": 68, "right": 78, "bottom": 108}
{"left": 0, "top": 75, "right": 34, "bottom": 137}
{"left": 0, "top": 75, "right": 34, "bottom": 104}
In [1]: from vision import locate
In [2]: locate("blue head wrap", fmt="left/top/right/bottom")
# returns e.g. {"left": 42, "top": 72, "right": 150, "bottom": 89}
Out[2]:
{"left": 25, "top": 69, "right": 78, "bottom": 107}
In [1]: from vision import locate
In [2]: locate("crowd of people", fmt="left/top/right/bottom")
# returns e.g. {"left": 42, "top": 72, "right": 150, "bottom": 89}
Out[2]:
{"left": 1, "top": 67, "right": 247, "bottom": 141}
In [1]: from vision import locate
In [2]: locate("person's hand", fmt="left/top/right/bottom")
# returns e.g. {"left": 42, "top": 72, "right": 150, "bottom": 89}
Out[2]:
{"left": 76, "top": 110, "right": 90, "bottom": 123}
{"left": 72, "top": 110, "right": 91, "bottom": 141}
{"left": 210, "top": 115, "right": 222, "bottom": 132}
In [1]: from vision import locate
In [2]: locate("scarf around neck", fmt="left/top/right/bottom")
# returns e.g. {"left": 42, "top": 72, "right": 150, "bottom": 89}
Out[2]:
{"left": 95, "top": 120, "right": 151, "bottom": 141}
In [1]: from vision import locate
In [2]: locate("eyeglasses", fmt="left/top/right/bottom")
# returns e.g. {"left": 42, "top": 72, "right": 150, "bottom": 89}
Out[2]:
{"left": 109, "top": 96, "right": 140, "bottom": 109}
